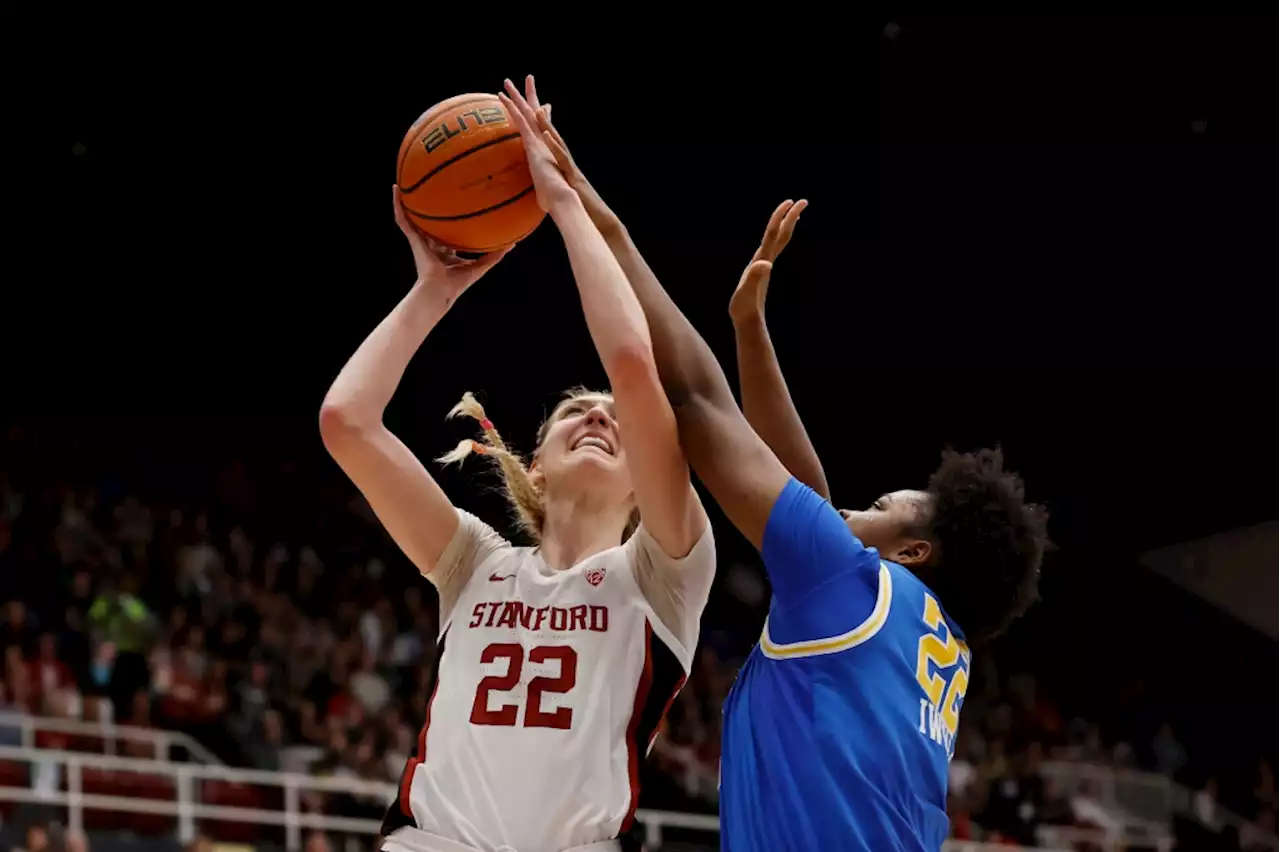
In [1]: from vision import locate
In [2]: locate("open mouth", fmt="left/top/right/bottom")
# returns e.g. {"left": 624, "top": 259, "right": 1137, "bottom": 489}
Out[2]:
{"left": 571, "top": 433, "right": 615, "bottom": 456}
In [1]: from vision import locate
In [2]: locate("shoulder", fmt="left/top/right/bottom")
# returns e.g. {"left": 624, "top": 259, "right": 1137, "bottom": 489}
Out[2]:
{"left": 760, "top": 558, "right": 895, "bottom": 660}
{"left": 435, "top": 509, "right": 512, "bottom": 569}
{"left": 761, "top": 478, "right": 874, "bottom": 570}
{"left": 626, "top": 511, "right": 717, "bottom": 606}
{"left": 627, "top": 513, "right": 715, "bottom": 571}
{"left": 427, "top": 510, "right": 515, "bottom": 626}
{"left": 624, "top": 517, "right": 716, "bottom": 672}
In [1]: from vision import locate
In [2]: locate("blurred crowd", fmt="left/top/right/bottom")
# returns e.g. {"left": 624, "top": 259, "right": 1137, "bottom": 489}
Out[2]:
{"left": 0, "top": 429, "right": 1275, "bottom": 852}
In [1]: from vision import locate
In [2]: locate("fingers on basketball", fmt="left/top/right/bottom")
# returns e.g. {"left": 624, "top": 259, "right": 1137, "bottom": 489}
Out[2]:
{"left": 497, "top": 90, "right": 529, "bottom": 135}
{"left": 524, "top": 75, "right": 541, "bottom": 110}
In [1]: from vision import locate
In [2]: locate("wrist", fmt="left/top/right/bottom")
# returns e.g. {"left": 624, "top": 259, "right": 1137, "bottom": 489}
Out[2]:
{"left": 408, "top": 276, "right": 463, "bottom": 314}
{"left": 731, "top": 308, "right": 767, "bottom": 331}
{"left": 547, "top": 189, "right": 587, "bottom": 222}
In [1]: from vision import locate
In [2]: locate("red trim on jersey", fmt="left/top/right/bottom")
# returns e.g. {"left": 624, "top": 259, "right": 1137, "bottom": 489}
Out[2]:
{"left": 620, "top": 621, "right": 688, "bottom": 834}
{"left": 620, "top": 623, "right": 655, "bottom": 833}
{"left": 399, "top": 675, "right": 442, "bottom": 816}
{"left": 653, "top": 672, "right": 688, "bottom": 752}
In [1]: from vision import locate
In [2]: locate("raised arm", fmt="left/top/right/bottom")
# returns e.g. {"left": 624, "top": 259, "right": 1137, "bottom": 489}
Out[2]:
{"left": 727, "top": 200, "right": 831, "bottom": 501}
{"left": 533, "top": 94, "right": 793, "bottom": 550}
{"left": 318, "top": 189, "right": 506, "bottom": 575}
{"left": 500, "top": 80, "right": 703, "bottom": 559}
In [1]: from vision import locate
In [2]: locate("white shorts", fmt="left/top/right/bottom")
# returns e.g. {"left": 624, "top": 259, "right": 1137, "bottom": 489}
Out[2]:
{"left": 383, "top": 826, "right": 621, "bottom": 852}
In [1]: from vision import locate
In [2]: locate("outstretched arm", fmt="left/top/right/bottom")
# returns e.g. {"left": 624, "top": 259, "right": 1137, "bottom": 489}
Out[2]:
{"left": 535, "top": 101, "right": 793, "bottom": 549}
{"left": 501, "top": 80, "right": 703, "bottom": 559}
{"left": 319, "top": 190, "right": 507, "bottom": 576}
{"left": 728, "top": 200, "right": 831, "bottom": 501}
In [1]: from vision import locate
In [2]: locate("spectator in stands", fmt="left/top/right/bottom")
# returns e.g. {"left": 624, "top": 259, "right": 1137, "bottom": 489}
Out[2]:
{"left": 0, "top": 601, "right": 34, "bottom": 655}
{"left": 0, "top": 433, "right": 1275, "bottom": 851}
{"left": 15, "top": 824, "right": 49, "bottom": 852}
{"left": 1151, "top": 721, "right": 1188, "bottom": 779}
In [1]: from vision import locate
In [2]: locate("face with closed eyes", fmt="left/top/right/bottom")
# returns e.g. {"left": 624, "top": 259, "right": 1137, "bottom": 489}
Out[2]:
{"left": 838, "top": 489, "right": 935, "bottom": 566}
{"left": 531, "top": 393, "right": 634, "bottom": 507}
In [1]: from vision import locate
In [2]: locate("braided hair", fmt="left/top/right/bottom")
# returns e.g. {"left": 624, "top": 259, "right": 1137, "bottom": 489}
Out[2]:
{"left": 438, "top": 390, "right": 640, "bottom": 543}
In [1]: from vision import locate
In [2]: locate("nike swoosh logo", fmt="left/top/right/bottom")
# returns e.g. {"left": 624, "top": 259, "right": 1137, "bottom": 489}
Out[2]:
{"left": 489, "top": 573, "right": 512, "bottom": 582}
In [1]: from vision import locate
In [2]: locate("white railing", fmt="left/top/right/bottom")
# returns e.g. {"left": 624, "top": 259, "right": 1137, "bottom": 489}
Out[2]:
{"left": 0, "top": 744, "right": 1237, "bottom": 852}
{"left": 0, "top": 745, "right": 717, "bottom": 851}
{"left": 0, "top": 712, "right": 223, "bottom": 765}
{"left": 1040, "top": 759, "right": 1276, "bottom": 849}
{"left": 1040, "top": 759, "right": 1172, "bottom": 828}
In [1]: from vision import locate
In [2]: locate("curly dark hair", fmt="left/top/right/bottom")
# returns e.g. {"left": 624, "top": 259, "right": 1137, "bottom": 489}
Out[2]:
{"left": 915, "top": 447, "right": 1049, "bottom": 648}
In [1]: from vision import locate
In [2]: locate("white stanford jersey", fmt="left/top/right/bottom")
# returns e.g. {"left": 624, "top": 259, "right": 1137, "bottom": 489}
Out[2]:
{"left": 382, "top": 508, "right": 715, "bottom": 852}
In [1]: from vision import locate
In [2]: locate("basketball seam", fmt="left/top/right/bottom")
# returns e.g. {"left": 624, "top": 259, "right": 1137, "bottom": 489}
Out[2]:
{"left": 402, "top": 183, "right": 536, "bottom": 223}
{"left": 429, "top": 215, "right": 545, "bottom": 254}
{"left": 396, "top": 95, "right": 495, "bottom": 185}
{"left": 399, "top": 132, "right": 522, "bottom": 195}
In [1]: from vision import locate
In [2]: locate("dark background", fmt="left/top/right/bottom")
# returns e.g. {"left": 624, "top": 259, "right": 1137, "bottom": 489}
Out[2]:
{"left": 2, "top": 10, "right": 1276, "bottom": 814}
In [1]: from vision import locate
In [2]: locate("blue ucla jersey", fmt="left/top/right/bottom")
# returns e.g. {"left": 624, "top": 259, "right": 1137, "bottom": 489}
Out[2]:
{"left": 720, "top": 478, "right": 971, "bottom": 851}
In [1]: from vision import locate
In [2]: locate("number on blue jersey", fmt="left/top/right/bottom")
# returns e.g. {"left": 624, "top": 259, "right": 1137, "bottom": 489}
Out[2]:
{"left": 915, "top": 593, "right": 970, "bottom": 759}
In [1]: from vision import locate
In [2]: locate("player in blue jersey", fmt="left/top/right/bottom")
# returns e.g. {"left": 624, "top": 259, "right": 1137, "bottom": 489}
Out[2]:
{"left": 529, "top": 85, "right": 1048, "bottom": 850}
{"left": 717, "top": 202, "right": 1049, "bottom": 850}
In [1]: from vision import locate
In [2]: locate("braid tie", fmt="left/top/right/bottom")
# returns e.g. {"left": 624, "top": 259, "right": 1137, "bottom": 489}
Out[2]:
{"left": 436, "top": 391, "right": 545, "bottom": 541}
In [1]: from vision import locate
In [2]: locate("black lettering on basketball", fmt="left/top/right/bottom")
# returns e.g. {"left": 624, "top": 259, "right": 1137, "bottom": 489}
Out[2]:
{"left": 422, "top": 107, "right": 510, "bottom": 155}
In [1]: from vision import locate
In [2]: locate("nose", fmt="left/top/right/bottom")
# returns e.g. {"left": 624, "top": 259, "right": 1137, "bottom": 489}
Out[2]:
{"left": 583, "top": 405, "right": 612, "bottom": 427}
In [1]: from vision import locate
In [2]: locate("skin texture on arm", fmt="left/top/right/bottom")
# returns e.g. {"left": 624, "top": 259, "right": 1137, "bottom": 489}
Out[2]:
{"left": 500, "top": 79, "right": 702, "bottom": 558}
{"left": 533, "top": 97, "right": 795, "bottom": 549}
{"left": 728, "top": 200, "right": 832, "bottom": 501}
{"left": 318, "top": 189, "right": 506, "bottom": 576}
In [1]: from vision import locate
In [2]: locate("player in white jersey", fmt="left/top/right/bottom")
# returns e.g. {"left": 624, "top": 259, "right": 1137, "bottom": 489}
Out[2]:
{"left": 319, "top": 77, "right": 714, "bottom": 852}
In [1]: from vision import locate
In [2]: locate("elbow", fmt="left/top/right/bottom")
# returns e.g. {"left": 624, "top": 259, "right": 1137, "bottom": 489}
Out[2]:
{"left": 605, "top": 343, "right": 660, "bottom": 391}
{"left": 597, "top": 213, "right": 628, "bottom": 243}
{"left": 318, "top": 401, "right": 376, "bottom": 455}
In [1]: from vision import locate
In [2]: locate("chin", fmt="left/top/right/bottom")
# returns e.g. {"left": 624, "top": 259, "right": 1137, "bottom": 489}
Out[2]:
{"left": 555, "top": 453, "right": 629, "bottom": 493}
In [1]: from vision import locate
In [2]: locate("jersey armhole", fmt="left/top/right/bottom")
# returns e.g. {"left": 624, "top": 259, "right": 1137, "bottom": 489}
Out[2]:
{"left": 432, "top": 510, "right": 511, "bottom": 632}
{"left": 627, "top": 519, "right": 715, "bottom": 673}
{"left": 759, "top": 561, "right": 895, "bottom": 660}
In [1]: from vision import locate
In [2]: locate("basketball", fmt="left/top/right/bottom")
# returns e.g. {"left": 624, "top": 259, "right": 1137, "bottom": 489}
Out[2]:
{"left": 396, "top": 94, "right": 545, "bottom": 254}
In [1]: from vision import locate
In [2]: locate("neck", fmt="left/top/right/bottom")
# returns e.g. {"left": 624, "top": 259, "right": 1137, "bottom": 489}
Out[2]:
{"left": 537, "top": 492, "right": 631, "bottom": 570}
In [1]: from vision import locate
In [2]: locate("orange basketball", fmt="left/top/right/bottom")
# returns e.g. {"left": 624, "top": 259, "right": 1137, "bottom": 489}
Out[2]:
{"left": 396, "top": 94, "right": 545, "bottom": 253}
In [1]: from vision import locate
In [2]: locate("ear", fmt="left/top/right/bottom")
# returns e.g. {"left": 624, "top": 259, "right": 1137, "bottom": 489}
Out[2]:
{"left": 890, "top": 538, "right": 933, "bottom": 567}
{"left": 528, "top": 459, "right": 546, "bottom": 493}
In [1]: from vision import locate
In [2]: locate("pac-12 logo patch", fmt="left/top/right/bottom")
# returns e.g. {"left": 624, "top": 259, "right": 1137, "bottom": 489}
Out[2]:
{"left": 585, "top": 566, "right": 606, "bottom": 587}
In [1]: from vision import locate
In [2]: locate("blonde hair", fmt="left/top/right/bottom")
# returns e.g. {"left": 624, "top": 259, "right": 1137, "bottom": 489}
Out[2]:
{"left": 436, "top": 390, "right": 639, "bottom": 543}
